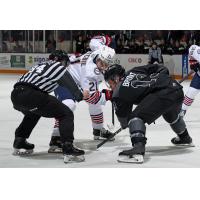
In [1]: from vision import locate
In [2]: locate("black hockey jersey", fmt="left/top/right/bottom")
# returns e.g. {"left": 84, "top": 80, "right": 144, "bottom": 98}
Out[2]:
{"left": 112, "top": 64, "right": 181, "bottom": 118}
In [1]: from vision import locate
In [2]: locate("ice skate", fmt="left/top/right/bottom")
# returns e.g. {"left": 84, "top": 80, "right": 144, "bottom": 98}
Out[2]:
{"left": 118, "top": 142, "right": 145, "bottom": 164}
{"left": 93, "top": 128, "right": 115, "bottom": 141}
{"left": 48, "top": 136, "right": 63, "bottom": 153}
{"left": 171, "top": 135, "right": 194, "bottom": 147}
{"left": 63, "top": 142, "right": 85, "bottom": 163}
{"left": 13, "top": 137, "right": 34, "bottom": 155}
{"left": 171, "top": 129, "right": 194, "bottom": 147}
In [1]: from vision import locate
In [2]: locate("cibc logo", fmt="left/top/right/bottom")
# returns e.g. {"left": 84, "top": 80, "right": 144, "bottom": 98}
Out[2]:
{"left": 128, "top": 57, "right": 142, "bottom": 63}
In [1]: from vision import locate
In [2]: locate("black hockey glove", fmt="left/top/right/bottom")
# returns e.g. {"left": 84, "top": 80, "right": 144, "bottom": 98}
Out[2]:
{"left": 189, "top": 59, "right": 200, "bottom": 72}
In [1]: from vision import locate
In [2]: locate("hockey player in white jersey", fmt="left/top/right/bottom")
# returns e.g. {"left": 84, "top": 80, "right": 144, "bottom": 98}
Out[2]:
{"left": 180, "top": 45, "right": 200, "bottom": 117}
{"left": 48, "top": 45, "right": 115, "bottom": 153}
{"left": 81, "top": 45, "right": 115, "bottom": 140}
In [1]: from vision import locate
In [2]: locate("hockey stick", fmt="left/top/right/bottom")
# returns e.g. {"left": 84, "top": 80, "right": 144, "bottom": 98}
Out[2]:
{"left": 178, "top": 70, "right": 194, "bottom": 84}
{"left": 107, "top": 102, "right": 115, "bottom": 131}
{"left": 112, "top": 102, "right": 115, "bottom": 126}
{"left": 97, "top": 127, "right": 122, "bottom": 149}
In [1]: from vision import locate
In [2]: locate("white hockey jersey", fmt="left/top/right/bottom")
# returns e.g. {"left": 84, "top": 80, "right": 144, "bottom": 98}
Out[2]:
{"left": 80, "top": 50, "right": 104, "bottom": 90}
{"left": 67, "top": 52, "right": 107, "bottom": 105}
{"left": 67, "top": 55, "right": 82, "bottom": 87}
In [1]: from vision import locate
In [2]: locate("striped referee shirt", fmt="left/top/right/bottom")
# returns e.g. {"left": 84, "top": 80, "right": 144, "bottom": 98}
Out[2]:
{"left": 17, "top": 60, "right": 67, "bottom": 93}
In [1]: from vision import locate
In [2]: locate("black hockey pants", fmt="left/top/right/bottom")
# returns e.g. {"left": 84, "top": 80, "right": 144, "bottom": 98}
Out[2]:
{"left": 130, "top": 85, "right": 184, "bottom": 125}
{"left": 11, "top": 84, "right": 74, "bottom": 143}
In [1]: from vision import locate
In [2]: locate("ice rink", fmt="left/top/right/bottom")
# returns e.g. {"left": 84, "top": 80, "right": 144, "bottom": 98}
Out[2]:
{"left": 0, "top": 74, "right": 200, "bottom": 168}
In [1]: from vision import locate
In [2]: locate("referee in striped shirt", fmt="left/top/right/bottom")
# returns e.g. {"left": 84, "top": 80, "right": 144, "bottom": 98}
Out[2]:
{"left": 11, "top": 50, "right": 85, "bottom": 163}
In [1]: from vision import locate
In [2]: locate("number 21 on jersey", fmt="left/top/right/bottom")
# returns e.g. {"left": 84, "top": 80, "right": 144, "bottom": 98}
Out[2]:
{"left": 89, "top": 81, "right": 98, "bottom": 92}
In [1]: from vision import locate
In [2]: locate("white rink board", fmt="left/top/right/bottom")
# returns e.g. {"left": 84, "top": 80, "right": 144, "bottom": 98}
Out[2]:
{"left": 0, "top": 74, "right": 200, "bottom": 168}
{"left": 0, "top": 53, "right": 184, "bottom": 75}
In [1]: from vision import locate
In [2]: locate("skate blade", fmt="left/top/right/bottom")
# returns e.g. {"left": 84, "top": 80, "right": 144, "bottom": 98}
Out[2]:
{"left": 173, "top": 143, "right": 195, "bottom": 147}
{"left": 93, "top": 136, "right": 115, "bottom": 141}
{"left": 13, "top": 149, "right": 33, "bottom": 156}
{"left": 48, "top": 146, "right": 63, "bottom": 153}
{"left": 64, "top": 155, "right": 85, "bottom": 163}
{"left": 117, "top": 154, "right": 144, "bottom": 164}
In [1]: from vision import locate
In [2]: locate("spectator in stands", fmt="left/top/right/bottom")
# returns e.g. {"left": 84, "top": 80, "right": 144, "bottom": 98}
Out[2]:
{"left": 116, "top": 39, "right": 124, "bottom": 53}
{"left": 75, "top": 35, "right": 85, "bottom": 54}
{"left": 129, "top": 39, "right": 139, "bottom": 53}
{"left": 166, "top": 38, "right": 175, "bottom": 55}
{"left": 173, "top": 40, "right": 186, "bottom": 54}
{"left": 148, "top": 42, "right": 163, "bottom": 64}
{"left": 121, "top": 40, "right": 131, "bottom": 53}
{"left": 116, "top": 33, "right": 130, "bottom": 53}
{"left": 46, "top": 35, "right": 56, "bottom": 53}
{"left": 137, "top": 39, "right": 149, "bottom": 54}
{"left": 109, "top": 34, "right": 117, "bottom": 50}
{"left": 143, "top": 40, "right": 150, "bottom": 53}
{"left": 84, "top": 39, "right": 91, "bottom": 52}
{"left": 137, "top": 40, "right": 144, "bottom": 53}
{"left": 13, "top": 41, "right": 24, "bottom": 52}
{"left": 159, "top": 38, "right": 167, "bottom": 54}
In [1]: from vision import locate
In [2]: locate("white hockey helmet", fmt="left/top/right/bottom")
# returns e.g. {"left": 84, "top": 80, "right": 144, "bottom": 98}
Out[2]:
{"left": 98, "top": 45, "right": 115, "bottom": 65}
{"left": 89, "top": 37, "right": 106, "bottom": 51}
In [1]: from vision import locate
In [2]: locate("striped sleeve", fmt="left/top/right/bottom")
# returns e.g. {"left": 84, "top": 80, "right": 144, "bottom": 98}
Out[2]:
{"left": 85, "top": 91, "right": 107, "bottom": 105}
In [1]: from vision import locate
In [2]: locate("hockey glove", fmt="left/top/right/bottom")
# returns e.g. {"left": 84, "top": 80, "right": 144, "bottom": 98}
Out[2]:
{"left": 102, "top": 89, "right": 113, "bottom": 101}
{"left": 189, "top": 59, "right": 200, "bottom": 72}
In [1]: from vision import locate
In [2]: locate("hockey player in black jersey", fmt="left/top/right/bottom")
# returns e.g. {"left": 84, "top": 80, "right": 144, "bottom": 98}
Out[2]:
{"left": 104, "top": 64, "right": 193, "bottom": 163}
{"left": 11, "top": 50, "right": 86, "bottom": 163}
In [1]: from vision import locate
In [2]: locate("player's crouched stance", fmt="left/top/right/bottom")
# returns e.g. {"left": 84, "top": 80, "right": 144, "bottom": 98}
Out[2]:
{"left": 104, "top": 64, "right": 194, "bottom": 163}
{"left": 11, "top": 50, "right": 85, "bottom": 163}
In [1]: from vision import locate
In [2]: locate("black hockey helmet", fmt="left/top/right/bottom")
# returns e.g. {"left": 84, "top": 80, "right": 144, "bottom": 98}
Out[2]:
{"left": 104, "top": 64, "right": 125, "bottom": 82}
{"left": 49, "top": 50, "right": 70, "bottom": 66}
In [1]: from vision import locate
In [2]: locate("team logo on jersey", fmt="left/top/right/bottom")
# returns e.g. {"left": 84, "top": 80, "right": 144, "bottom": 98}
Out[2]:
{"left": 94, "top": 67, "right": 101, "bottom": 75}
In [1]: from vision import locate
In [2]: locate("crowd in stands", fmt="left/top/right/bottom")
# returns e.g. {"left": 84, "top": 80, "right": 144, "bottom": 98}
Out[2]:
{"left": 0, "top": 30, "right": 200, "bottom": 54}
{"left": 74, "top": 30, "right": 200, "bottom": 55}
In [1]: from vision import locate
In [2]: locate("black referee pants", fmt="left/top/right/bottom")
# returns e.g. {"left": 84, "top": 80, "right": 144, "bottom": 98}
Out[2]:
{"left": 11, "top": 85, "right": 74, "bottom": 143}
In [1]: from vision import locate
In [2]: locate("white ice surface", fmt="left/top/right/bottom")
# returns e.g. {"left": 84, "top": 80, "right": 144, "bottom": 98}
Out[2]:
{"left": 0, "top": 74, "right": 200, "bottom": 168}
